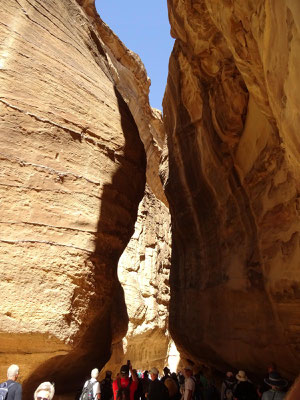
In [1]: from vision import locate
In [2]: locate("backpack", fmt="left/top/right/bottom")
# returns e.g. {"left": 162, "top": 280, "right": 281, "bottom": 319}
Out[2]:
{"left": 80, "top": 380, "right": 97, "bottom": 400}
{"left": 0, "top": 381, "right": 15, "bottom": 400}
{"left": 116, "top": 378, "right": 131, "bottom": 400}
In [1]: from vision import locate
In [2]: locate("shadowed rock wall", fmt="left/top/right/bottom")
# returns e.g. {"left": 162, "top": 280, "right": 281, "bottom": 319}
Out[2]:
{"left": 164, "top": 0, "right": 300, "bottom": 378}
{"left": 0, "top": 0, "right": 146, "bottom": 396}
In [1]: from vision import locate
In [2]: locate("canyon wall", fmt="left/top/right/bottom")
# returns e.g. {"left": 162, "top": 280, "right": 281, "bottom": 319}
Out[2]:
{"left": 164, "top": 0, "right": 300, "bottom": 378}
{"left": 103, "top": 184, "right": 174, "bottom": 377}
{"left": 0, "top": 0, "right": 166, "bottom": 396}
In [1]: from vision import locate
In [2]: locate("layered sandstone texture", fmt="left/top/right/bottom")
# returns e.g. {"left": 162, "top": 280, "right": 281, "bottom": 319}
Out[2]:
{"left": 103, "top": 185, "right": 174, "bottom": 377}
{"left": 0, "top": 0, "right": 171, "bottom": 396}
{"left": 164, "top": 0, "right": 300, "bottom": 379}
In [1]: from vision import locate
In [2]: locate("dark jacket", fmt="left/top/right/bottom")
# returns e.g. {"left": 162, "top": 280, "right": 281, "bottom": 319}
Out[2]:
{"left": 6, "top": 380, "right": 22, "bottom": 400}
{"left": 234, "top": 381, "right": 257, "bottom": 400}
{"left": 148, "top": 379, "right": 169, "bottom": 400}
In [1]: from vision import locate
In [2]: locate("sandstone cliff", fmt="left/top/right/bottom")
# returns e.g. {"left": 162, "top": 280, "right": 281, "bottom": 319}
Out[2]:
{"left": 164, "top": 0, "right": 300, "bottom": 378}
{"left": 103, "top": 184, "right": 173, "bottom": 377}
{"left": 0, "top": 0, "right": 165, "bottom": 396}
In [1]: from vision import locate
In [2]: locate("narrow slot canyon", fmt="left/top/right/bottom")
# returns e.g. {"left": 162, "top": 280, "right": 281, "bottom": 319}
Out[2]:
{"left": 1, "top": 1, "right": 300, "bottom": 399}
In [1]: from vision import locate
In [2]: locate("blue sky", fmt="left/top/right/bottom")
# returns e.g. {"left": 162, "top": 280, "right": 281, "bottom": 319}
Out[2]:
{"left": 95, "top": 1, "right": 174, "bottom": 110}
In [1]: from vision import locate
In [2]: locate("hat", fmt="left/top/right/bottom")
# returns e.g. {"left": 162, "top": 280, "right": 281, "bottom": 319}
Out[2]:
{"left": 120, "top": 365, "right": 129, "bottom": 375}
{"left": 264, "top": 371, "right": 288, "bottom": 388}
{"left": 184, "top": 365, "right": 193, "bottom": 371}
{"left": 236, "top": 371, "right": 248, "bottom": 381}
{"left": 150, "top": 367, "right": 159, "bottom": 375}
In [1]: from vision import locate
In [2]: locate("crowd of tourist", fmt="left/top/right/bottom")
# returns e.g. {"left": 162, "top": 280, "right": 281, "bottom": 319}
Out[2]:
{"left": 0, "top": 362, "right": 298, "bottom": 400}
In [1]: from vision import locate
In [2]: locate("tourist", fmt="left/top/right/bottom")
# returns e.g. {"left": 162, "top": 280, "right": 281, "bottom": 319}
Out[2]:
{"left": 146, "top": 367, "right": 169, "bottom": 400}
{"left": 164, "top": 375, "right": 179, "bottom": 400}
{"left": 140, "top": 371, "right": 149, "bottom": 400}
{"left": 161, "top": 368, "right": 171, "bottom": 384}
{"left": 233, "top": 371, "right": 257, "bottom": 400}
{"left": 262, "top": 371, "right": 287, "bottom": 400}
{"left": 182, "top": 366, "right": 195, "bottom": 400}
{"left": 80, "top": 368, "right": 101, "bottom": 400}
{"left": 170, "top": 373, "right": 180, "bottom": 393}
{"left": 220, "top": 372, "right": 236, "bottom": 400}
{"left": 100, "top": 371, "right": 113, "bottom": 400}
{"left": 112, "top": 364, "right": 138, "bottom": 400}
{"left": 260, "top": 364, "right": 278, "bottom": 394}
{"left": 0, "top": 364, "right": 22, "bottom": 400}
{"left": 33, "top": 382, "right": 55, "bottom": 400}
{"left": 133, "top": 370, "right": 142, "bottom": 400}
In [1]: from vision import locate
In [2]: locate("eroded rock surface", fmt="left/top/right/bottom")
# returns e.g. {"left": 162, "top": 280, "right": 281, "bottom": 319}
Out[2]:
{"left": 164, "top": 0, "right": 300, "bottom": 378}
{"left": 103, "top": 185, "right": 173, "bottom": 376}
{"left": 0, "top": 0, "right": 147, "bottom": 395}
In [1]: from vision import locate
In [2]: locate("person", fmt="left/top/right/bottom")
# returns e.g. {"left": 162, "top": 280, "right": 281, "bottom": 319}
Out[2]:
{"left": 233, "top": 371, "right": 257, "bottom": 400}
{"left": 133, "top": 370, "right": 142, "bottom": 400}
{"left": 140, "top": 371, "right": 150, "bottom": 400}
{"left": 182, "top": 366, "right": 195, "bottom": 400}
{"left": 260, "top": 364, "right": 278, "bottom": 394}
{"left": 81, "top": 368, "right": 101, "bottom": 400}
{"left": 220, "top": 372, "right": 236, "bottom": 400}
{"left": 171, "top": 372, "right": 181, "bottom": 397}
{"left": 0, "top": 364, "right": 22, "bottom": 400}
{"left": 33, "top": 382, "right": 55, "bottom": 400}
{"left": 100, "top": 371, "right": 113, "bottom": 400}
{"left": 164, "top": 376, "right": 179, "bottom": 400}
{"left": 261, "top": 371, "right": 287, "bottom": 400}
{"left": 146, "top": 367, "right": 169, "bottom": 400}
{"left": 161, "top": 368, "right": 171, "bottom": 384}
{"left": 112, "top": 364, "right": 138, "bottom": 400}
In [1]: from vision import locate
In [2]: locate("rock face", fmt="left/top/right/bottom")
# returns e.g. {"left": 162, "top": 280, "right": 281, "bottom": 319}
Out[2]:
{"left": 103, "top": 184, "right": 173, "bottom": 376}
{"left": 164, "top": 0, "right": 300, "bottom": 378}
{"left": 0, "top": 0, "right": 149, "bottom": 396}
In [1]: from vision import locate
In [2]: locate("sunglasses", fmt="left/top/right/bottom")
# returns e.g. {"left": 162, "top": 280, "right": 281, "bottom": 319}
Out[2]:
{"left": 37, "top": 397, "right": 49, "bottom": 400}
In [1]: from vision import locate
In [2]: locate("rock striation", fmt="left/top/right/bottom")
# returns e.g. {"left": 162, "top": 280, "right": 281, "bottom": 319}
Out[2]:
{"left": 0, "top": 0, "right": 155, "bottom": 396}
{"left": 164, "top": 0, "right": 300, "bottom": 378}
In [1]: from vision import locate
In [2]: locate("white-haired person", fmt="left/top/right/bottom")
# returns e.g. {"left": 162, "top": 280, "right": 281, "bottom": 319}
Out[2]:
{"left": 80, "top": 368, "right": 101, "bottom": 400}
{"left": 0, "top": 364, "right": 22, "bottom": 400}
{"left": 33, "top": 382, "right": 55, "bottom": 400}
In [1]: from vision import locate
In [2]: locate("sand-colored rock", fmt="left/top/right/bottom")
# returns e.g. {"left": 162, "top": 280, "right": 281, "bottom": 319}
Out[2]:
{"left": 102, "top": 185, "right": 174, "bottom": 377}
{"left": 0, "top": 0, "right": 146, "bottom": 396}
{"left": 77, "top": 0, "right": 167, "bottom": 205}
{"left": 164, "top": 0, "right": 300, "bottom": 378}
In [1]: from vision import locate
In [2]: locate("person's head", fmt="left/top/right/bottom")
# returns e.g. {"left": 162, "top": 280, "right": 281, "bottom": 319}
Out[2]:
{"left": 91, "top": 368, "right": 99, "bottom": 379}
{"left": 163, "top": 367, "right": 170, "bottom": 376}
{"left": 171, "top": 372, "right": 178, "bottom": 381}
{"left": 236, "top": 371, "right": 248, "bottom": 382}
{"left": 7, "top": 365, "right": 19, "bottom": 381}
{"left": 120, "top": 365, "right": 130, "bottom": 378}
{"left": 267, "top": 363, "right": 277, "bottom": 374}
{"left": 150, "top": 367, "right": 159, "bottom": 381}
{"left": 225, "top": 371, "right": 235, "bottom": 382}
{"left": 143, "top": 370, "right": 149, "bottom": 379}
{"left": 183, "top": 366, "right": 193, "bottom": 378}
{"left": 105, "top": 371, "right": 112, "bottom": 379}
{"left": 34, "top": 382, "right": 55, "bottom": 400}
{"left": 264, "top": 371, "right": 287, "bottom": 391}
